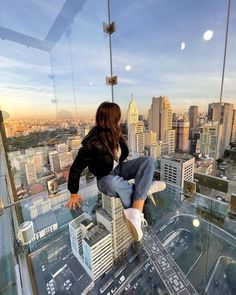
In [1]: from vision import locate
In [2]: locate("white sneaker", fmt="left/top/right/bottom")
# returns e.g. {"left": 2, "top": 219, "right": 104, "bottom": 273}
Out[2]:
{"left": 148, "top": 181, "right": 166, "bottom": 195}
{"left": 123, "top": 208, "right": 148, "bottom": 241}
{"left": 147, "top": 181, "right": 166, "bottom": 206}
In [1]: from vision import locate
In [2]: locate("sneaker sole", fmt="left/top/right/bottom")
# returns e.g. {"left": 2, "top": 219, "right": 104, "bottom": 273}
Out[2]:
{"left": 123, "top": 212, "right": 142, "bottom": 241}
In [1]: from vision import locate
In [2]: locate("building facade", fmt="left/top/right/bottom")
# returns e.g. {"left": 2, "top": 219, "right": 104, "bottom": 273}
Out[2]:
{"left": 160, "top": 153, "right": 195, "bottom": 187}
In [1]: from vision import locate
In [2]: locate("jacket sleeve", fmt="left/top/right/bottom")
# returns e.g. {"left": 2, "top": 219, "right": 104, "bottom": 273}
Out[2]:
{"left": 67, "top": 145, "right": 92, "bottom": 194}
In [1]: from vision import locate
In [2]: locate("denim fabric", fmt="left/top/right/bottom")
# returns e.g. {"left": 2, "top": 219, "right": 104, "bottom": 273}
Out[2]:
{"left": 97, "top": 156, "right": 155, "bottom": 209}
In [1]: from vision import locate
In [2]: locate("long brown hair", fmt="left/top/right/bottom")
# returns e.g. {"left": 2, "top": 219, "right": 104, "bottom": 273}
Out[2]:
{"left": 96, "top": 101, "right": 121, "bottom": 160}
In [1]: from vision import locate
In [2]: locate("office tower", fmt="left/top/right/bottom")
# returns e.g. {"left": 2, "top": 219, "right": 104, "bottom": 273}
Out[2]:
{"left": 127, "top": 95, "right": 138, "bottom": 125}
{"left": 25, "top": 159, "right": 37, "bottom": 185}
{"left": 231, "top": 109, "right": 236, "bottom": 142}
{"left": 96, "top": 194, "right": 133, "bottom": 260}
{"left": 33, "top": 152, "right": 43, "bottom": 173}
{"left": 127, "top": 96, "right": 144, "bottom": 153}
{"left": 200, "top": 122, "right": 224, "bottom": 159}
{"left": 83, "top": 224, "right": 113, "bottom": 281}
{"left": 136, "top": 132, "right": 145, "bottom": 154}
{"left": 128, "top": 121, "right": 145, "bottom": 153}
{"left": 208, "top": 102, "right": 234, "bottom": 152}
{"left": 69, "top": 213, "right": 93, "bottom": 264}
{"left": 145, "top": 143, "right": 161, "bottom": 159}
{"left": 189, "top": 106, "right": 198, "bottom": 137}
{"left": 58, "top": 151, "right": 73, "bottom": 169}
{"left": 67, "top": 136, "right": 81, "bottom": 150}
{"left": 57, "top": 143, "right": 68, "bottom": 153}
{"left": 148, "top": 96, "right": 175, "bottom": 153}
{"left": 144, "top": 131, "right": 157, "bottom": 146}
{"left": 173, "top": 116, "right": 190, "bottom": 153}
{"left": 160, "top": 153, "right": 195, "bottom": 187}
{"left": 69, "top": 213, "right": 112, "bottom": 281}
{"left": 49, "top": 151, "right": 60, "bottom": 173}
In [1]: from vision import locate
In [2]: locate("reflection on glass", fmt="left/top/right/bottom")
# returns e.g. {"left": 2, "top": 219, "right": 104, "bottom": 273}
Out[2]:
{"left": 0, "top": 0, "right": 236, "bottom": 294}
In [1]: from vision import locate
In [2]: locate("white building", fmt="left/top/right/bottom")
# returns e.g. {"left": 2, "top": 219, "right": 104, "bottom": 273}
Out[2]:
{"left": 83, "top": 224, "right": 113, "bottom": 281}
{"left": 96, "top": 194, "right": 133, "bottom": 260}
{"left": 25, "top": 159, "right": 37, "bottom": 185}
{"left": 58, "top": 151, "right": 73, "bottom": 169}
{"left": 200, "top": 122, "right": 224, "bottom": 159}
{"left": 49, "top": 151, "right": 61, "bottom": 173}
{"left": 160, "top": 153, "right": 195, "bottom": 187}
{"left": 69, "top": 213, "right": 93, "bottom": 263}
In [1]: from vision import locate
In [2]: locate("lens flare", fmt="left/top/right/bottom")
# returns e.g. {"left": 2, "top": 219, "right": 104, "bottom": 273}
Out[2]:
{"left": 203, "top": 30, "right": 214, "bottom": 41}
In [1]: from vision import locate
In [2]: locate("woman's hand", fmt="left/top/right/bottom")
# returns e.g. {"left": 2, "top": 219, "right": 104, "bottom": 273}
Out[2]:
{"left": 64, "top": 193, "right": 83, "bottom": 210}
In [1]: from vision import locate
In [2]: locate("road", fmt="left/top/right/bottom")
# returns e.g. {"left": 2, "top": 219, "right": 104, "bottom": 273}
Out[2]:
{"left": 142, "top": 227, "right": 198, "bottom": 295}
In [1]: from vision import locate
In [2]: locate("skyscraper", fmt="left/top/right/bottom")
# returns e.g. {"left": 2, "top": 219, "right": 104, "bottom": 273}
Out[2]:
{"left": 160, "top": 153, "right": 195, "bottom": 187}
{"left": 127, "top": 96, "right": 142, "bottom": 153}
{"left": 208, "top": 102, "right": 234, "bottom": 153}
{"left": 25, "top": 159, "right": 37, "bottom": 185}
{"left": 200, "top": 122, "right": 224, "bottom": 159}
{"left": 83, "top": 224, "right": 113, "bottom": 281}
{"left": 188, "top": 106, "right": 198, "bottom": 135}
{"left": 173, "top": 115, "right": 190, "bottom": 153}
{"left": 231, "top": 109, "right": 236, "bottom": 142}
{"left": 96, "top": 194, "right": 133, "bottom": 260}
{"left": 148, "top": 96, "right": 175, "bottom": 153}
{"left": 127, "top": 95, "right": 138, "bottom": 125}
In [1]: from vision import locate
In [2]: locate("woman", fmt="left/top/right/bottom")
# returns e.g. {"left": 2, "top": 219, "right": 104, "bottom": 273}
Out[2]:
{"left": 65, "top": 101, "right": 166, "bottom": 241}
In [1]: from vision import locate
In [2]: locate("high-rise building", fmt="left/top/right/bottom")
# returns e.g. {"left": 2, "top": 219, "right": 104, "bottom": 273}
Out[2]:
{"left": 231, "top": 109, "right": 236, "bottom": 142}
{"left": 25, "top": 159, "right": 37, "bottom": 185}
{"left": 148, "top": 96, "right": 175, "bottom": 153}
{"left": 58, "top": 151, "right": 73, "bottom": 169}
{"left": 49, "top": 151, "right": 60, "bottom": 173}
{"left": 127, "top": 95, "right": 138, "bottom": 125}
{"left": 144, "top": 131, "right": 157, "bottom": 146}
{"left": 160, "top": 153, "right": 195, "bottom": 187}
{"left": 208, "top": 102, "right": 234, "bottom": 153}
{"left": 200, "top": 122, "right": 224, "bottom": 159}
{"left": 69, "top": 214, "right": 93, "bottom": 267}
{"left": 67, "top": 136, "right": 81, "bottom": 150}
{"left": 145, "top": 143, "right": 161, "bottom": 159}
{"left": 96, "top": 194, "right": 133, "bottom": 260}
{"left": 173, "top": 116, "right": 190, "bottom": 153}
{"left": 69, "top": 213, "right": 113, "bottom": 282}
{"left": 189, "top": 106, "right": 198, "bottom": 137}
{"left": 127, "top": 96, "right": 143, "bottom": 153}
{"left": 33, "top": 152, "right": 43, "bottom": 173}
{"left": 83, "top": 224, "right": 113, "bottom": 281}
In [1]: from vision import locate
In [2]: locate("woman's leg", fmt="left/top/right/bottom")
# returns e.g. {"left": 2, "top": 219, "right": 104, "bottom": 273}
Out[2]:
{"left": 118, "top": 156, "right": 155, "bottom": 211}
{"left": 97, "top": 174, "right": 134, "bottom": 209}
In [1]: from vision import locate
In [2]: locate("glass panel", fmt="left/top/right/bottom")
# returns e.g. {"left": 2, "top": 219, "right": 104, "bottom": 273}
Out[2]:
{"left": 0, "top": 129, "right": 17, "bottom": 295}
{"left": 0, "top": 0, "right": 235, "bottom": 295}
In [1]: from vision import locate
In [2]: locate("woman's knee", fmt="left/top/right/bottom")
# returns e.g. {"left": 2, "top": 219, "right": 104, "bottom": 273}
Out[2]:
{"left": 97, "top": 176, "right": 117, "bottom": 195}
{"left": 142, "top": 156, "right": 155, "bottom": 170}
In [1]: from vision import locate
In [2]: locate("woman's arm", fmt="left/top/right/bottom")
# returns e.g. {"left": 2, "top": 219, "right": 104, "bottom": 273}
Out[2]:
{"left": 65, "top": 145, "right": 91, "bottom": 209}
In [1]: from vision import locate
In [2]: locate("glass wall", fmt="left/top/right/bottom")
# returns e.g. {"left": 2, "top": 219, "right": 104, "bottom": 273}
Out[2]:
{"left": 0, "top": 0, "right": 235, "bottom": 294}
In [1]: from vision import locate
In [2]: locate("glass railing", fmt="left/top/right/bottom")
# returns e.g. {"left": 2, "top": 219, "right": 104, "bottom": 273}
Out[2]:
{"left": 0, "top": 0, "right": 235, "bottom": 294}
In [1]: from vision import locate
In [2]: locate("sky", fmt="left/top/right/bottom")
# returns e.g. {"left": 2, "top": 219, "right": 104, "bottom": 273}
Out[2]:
{"left": 0, "top": 0, "right": 235, "bottom": 120}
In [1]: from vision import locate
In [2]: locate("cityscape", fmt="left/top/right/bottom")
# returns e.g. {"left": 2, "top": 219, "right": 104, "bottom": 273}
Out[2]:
{"left": 0, "top": 0, "right": 236, "bottom": 295}
{"left": 1, "top": 94, "right": 236, "bottom": 295}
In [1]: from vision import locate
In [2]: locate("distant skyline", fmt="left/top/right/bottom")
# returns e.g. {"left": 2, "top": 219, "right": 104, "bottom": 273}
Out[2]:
{"left": 0, "top": 0, "right": 236, "bottom": 119}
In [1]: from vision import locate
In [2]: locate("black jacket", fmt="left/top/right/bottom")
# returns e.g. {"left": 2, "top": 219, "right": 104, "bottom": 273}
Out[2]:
{"left": 67, "top": 126, "right": 129, "bottom": 194}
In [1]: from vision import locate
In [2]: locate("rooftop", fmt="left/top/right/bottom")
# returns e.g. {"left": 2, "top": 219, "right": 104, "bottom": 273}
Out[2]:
{"left": 84, "top": 224, "right": 111, "bottom": 248}
{"left": 161, "top": 153, "right": 194, "bottom": 163}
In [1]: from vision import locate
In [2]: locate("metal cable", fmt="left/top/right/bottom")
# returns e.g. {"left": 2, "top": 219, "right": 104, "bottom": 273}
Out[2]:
{"left": 107, "top": 0, "right": 114, "bottom": 102}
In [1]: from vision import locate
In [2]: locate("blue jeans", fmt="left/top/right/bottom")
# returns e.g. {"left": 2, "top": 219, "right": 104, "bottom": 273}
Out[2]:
{"left": 97, "top": 156, "right": 155, "bottom": 209}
